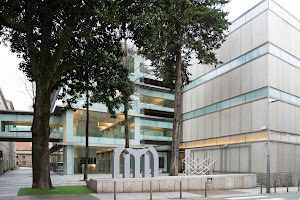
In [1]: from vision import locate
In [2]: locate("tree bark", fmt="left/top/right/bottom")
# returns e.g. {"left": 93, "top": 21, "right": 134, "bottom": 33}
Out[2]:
{"left": 32, "top": 82, "right": 53, "bottom": 189}
{"left": 84, "top": 90, "right": 89, "bottom": 180}
{"left": 124, "top": 108, "right": 129, "bottom": 148}
{"left": 124, "top": 38, "right": 130, "bottom": 148}
{"left": 169, "top": 46, "right": 182, "bottom": 176}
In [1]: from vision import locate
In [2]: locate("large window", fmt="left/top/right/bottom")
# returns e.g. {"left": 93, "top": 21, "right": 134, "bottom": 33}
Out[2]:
{"left": 140, "top": 118, "right": 172, "bottom": 139}
{"left": 73, "top": 110, "right": 135, "bottom": 139}
{"left": 140, "top": 95, "right": 174, "bottom": 109}
{"left": 2, "top": 122, "right": 63, "bottom": 133}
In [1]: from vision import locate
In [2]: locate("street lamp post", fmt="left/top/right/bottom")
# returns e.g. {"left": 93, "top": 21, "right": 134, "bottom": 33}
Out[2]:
{"left": 267, "top": 85, "right": 271, "bottom": 193}
{"left": 266, "top": 85, "right": 271, "bottom": 193}
{"left": 266, "top": 85, "right": 278, "bottom": 194}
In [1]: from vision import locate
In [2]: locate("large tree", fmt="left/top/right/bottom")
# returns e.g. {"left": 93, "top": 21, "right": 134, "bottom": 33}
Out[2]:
{"left": 129, "top": 0, "right": 230, "bottom": 175}
{"left": 0, "top": 0, "right": 128, "bottom": 188}
{"left": 121, "top": 39, "right": 135, "bottom": 148}
{"left": 59, "top": 36, "right": 128, "bottom": 180}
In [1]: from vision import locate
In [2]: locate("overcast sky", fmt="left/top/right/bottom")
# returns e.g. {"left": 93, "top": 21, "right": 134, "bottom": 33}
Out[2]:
{"left": 0, "top": 0, "right": 299, "bottom": 111}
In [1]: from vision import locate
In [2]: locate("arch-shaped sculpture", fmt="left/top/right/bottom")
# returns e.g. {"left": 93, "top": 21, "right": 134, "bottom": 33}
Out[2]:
{"left": 112, "top": 146, "right": 159, "bottom": 179}
{"left": 147, "top": 146, "right": 159, "bottom": 177}
{"left": 112, "top": 146, "right": 125, "bottom": 179}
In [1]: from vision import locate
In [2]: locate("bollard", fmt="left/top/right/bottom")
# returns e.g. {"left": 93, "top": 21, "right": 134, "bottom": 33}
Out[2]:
{"left": 150, "top": 181, "right": 152, "bottom": 200}
{"left": 298, "top": 180, "right": 299, "bottom": 192}
{"left": 180, "top": 180, "right": 182, "bottom": 199}
{"left": 114, "top": 181, "right": 116, "bottom": 200}
{"left": 287, "top": 180, "right": 289, "bottom": 192}
{"left": 205, "top": 181, "right": 207, "bottom": 197}
{"left": 274, "top": 181, "right": 276, "bottom": 193}
{"left": 260, "top": 181, "right": 262, "bottom": 194}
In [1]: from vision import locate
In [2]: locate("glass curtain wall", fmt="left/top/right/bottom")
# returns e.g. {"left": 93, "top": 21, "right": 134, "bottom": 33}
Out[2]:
{"left": 74, "top": 146, "right": 114, "bottom": 173}
{"left": 73, "top": 110, "right": 135, "bottom": 139}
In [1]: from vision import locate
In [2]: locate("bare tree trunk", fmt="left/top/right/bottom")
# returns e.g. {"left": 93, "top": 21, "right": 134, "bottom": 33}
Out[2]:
{"left": 124, "top": 38, "right": 130, "bottom": 148}
{"left": 84, "top": 90, "right": 89, "bottom": 180}
{"left": 32, "top": 83, "right": 53, "bottom": 189}
{"left": 124, "top": 108, "right": 129, "bottom": 148}
{"left": 169, "top": 46, "right": 182, "bottom": 176}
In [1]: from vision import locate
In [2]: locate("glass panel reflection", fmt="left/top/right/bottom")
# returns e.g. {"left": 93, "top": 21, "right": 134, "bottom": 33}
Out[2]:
{"left": 73, "top": 110, "right": 135, "bottom": 139}
{"left": 140, "top": 118, "right": 172, "bottom": 138}
{"left": 140, "top": 94, "right": 174, "bottom": 109}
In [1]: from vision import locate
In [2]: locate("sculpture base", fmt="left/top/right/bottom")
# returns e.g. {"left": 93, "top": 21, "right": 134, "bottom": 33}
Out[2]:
{"left": 87, "top": 174, "right": 257, "bottom": 193}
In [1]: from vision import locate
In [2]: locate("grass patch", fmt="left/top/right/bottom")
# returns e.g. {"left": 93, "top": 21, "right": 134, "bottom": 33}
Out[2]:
{"left": 18, "top": 186, "right": 95, "bottom": 196}
{"left": 79, "top": 180, "right": 86, "bottom": 182}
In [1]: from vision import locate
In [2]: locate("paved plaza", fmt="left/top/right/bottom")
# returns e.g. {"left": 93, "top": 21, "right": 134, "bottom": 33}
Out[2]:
{"left": 0, "top": 168, "right": 299, "bottom": 200}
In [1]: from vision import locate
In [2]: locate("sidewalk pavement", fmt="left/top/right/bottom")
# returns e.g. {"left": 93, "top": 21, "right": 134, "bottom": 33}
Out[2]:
{"left": 0, "top": 168, "right": 299, "bottom": 200}
{"left": 89, "top": 186, "right": 300, "bottom": 200}
{"left": 1, "top": 186, "right": 298, "bottom": 200}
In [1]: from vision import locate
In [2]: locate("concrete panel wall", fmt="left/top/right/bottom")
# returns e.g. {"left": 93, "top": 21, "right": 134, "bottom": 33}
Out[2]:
{"left": 213, "top": 78, "right": 221, "bottom": 104}
{"left": 241, "top": 21, "right": 252, "bottom": 55}
{"left": 252, "top": 55, "right": 268, "bottom": 91}
{"left": 197, "top": 117, "right": 205, "bottom": 140}
{"left": 183, "top": 99, "right": 266, "bottom": 141}
{"left": 251, "top": 99, "right": 268, "bottom": 132}
{"left": 268, "top": 54, "right": 300, "bottom": 98}
{"left": 212, "top": 112, "right": 221, "bottom": 138}
{"left": 269, "top": 11, "right": 300, "bottom": 59}
{"left": 252, "top": 11, "right": 268, "bottom": 49}
{"left": 230, "top": 29, "right": 241, "bottom": 60}
{"left": 182, "top": 55, "right": 268, "bottom": 115}
{"left": 230, "top": 68, "right": 241, "bottom": 97}
{"left": 186, "top": 141, "right": 300, "bottom": 175}
{"left": 187, "top": 11, "right": 268, "bottom": 82}
{"left": 240, "top": 103, "right": 252, "bottom": 133}
{"left": 190, "top": 144, "right": 251, "bottom": 173}
{"left": 270, "top": 101, "right": 300, "bottom": 134}
{"left": 270, "top": 142, "right": 300, "bottom": 174}
{"left": 221, "top": 109, "right": 230, "bottom": 137}
{"left": 251, "top": 142, "right": 267, "bottom": 173}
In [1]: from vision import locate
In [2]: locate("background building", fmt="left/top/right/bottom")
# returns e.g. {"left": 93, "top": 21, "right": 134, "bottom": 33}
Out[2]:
{"left": 0, "top": 88, "right": 16, "bottom": 175}
{"left": 16, "top": 142, "right": 32, "bottom": 167}
{"left": 49, "top": 51, "right": 175, "bottom": 175}
{"left": 181, "top": 0, "right": 300, "bottom": 186}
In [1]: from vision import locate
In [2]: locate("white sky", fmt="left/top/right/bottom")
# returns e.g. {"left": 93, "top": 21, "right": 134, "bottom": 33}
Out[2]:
{"left": 0, "top": 0, "right": 299, "bottom": 111}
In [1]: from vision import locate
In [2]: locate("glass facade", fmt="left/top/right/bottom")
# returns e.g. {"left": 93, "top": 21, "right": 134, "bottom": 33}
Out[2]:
{"left": 269, "top": 87, "right": 300, "bottom": 107}
{"left": 140, "top": 94, "right": 174, "bottom": 109}
{"left": 3, "top": 123, "right": 63, "bottom": 134}
{"left": 74, "top": 146, "right": 113, "bottom": 173}
{"left": 62, "top": 53, "right": 175, "bottom": 174}
{"left": 140, "top": 118, "right": 173, "bottom": 140}
{"left": 73, "top": 110, "right": 135, "bottom": 139}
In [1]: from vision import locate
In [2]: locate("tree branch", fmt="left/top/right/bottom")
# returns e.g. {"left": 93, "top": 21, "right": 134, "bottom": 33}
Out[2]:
{"left": 0, "top": 13, "right": 25, "bottom": 33}
{"left": 40, "top": 1, "right": 52, "bottom": 69}
{"left": 25, "top": 2, "right": 39, "bottom": 80}
{"left": 47, "top": 15, "right": 79, "bottom": 82}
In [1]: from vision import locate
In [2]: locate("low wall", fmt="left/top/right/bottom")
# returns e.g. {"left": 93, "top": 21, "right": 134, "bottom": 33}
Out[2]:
{"left": 257, "top": 173, "right": 300, "bottom": 187}
{"left": 87, "top": 174, "right": 257, "bottom": 193}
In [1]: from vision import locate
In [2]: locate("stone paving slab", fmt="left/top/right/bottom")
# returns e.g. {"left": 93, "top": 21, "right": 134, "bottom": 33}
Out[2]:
{"left": 0, "top": 194, "right": 99, "bottom": 200}
{"left": 187, "top": 190, "right": 247, "bottom": 196}
{"left": 0, "top": 168, "right": 88, "bottom": 197}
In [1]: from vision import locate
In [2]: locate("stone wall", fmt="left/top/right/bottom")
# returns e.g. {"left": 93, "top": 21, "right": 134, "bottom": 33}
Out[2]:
{"left": 0, "top": 141, "right": 16, "bottom": 173}
{"left": 88, "top": 174, "right": 257, "bottom": 193}
{"left": 257, "top": 173, "right": 300, "bottom": 187}
{"left": 17, "top": 154, "right": 32, "bottom": 167}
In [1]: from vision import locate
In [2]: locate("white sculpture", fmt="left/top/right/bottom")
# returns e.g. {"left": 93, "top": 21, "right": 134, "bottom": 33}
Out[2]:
{"left": 112, "top": 146, "right": 159, "bottom": 179}
{"left": 182, "top": 156, "right": 216, "bottom": 176}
